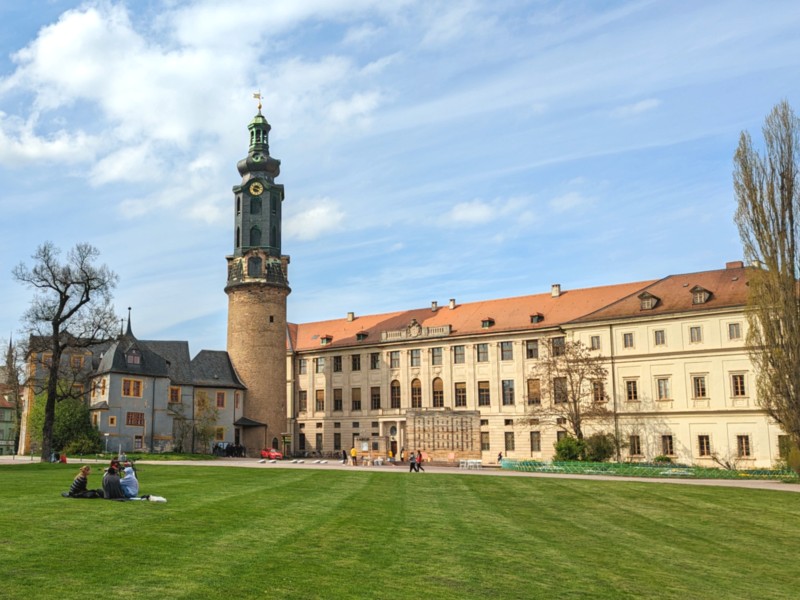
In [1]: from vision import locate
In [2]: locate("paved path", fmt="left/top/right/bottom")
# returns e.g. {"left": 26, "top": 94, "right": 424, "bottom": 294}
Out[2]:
{"left": 4, "top": 454, "right": 798, "bottom": 493}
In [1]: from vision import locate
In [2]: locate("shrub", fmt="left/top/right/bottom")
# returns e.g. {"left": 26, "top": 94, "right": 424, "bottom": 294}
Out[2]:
{"left": 652, "top": 455, "right": 673, "bottom": 464}
{"left": 64, "top": 433, "right": 103, "bottom": 455}
{"left": 788, "top": 447, "right": 800, "bottom": 476}
{"left": 584, "top": 433, "right": 617, "bottom": 462}
{"left": 554, "top": 436, "right": 586, "bottom": 461}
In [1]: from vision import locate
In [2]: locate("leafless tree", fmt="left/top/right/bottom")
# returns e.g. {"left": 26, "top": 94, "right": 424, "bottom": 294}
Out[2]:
{"left": 13, "top": 242, "right": 118, "bottom": 461}
{"left": 734, "top": 100, "right": 800, "bottom": 446}
{"left": 524, "top": 338, "right": 611, "bottom": 440}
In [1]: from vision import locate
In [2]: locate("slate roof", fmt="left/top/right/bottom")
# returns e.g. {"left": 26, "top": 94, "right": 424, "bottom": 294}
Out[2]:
{"left": 190, "top": 350, "right": 246, "bottom": 389}
{"left": 95, "top": 334, "right": 169, "bottom": 378}
{"left": 142, "top": 341, "right": 193, "bottom": 385}
{"left": 287, "top": 279, "right": 656, "bottom": 352}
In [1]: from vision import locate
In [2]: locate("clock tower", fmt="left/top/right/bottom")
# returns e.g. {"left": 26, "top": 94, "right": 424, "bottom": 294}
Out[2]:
{"left": 225, "top": 101, "right": 290, "bottom": 456}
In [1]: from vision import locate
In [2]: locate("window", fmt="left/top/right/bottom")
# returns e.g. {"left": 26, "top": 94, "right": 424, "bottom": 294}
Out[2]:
{"left": 334, "top": 388, "right": 343, "bottom": 411}
{"left": 247, "top": 256, "right": 262, "bottom": 276}
{"left": 504, "top": 431, "right": 515, "bottom": 452}
{"left": 454, "top": 382, "right": 467, "bottom": 407}
{"left": 525, "top": 340, "right": 539, "bottom": 359}
{"left": 731, "top": 374, "right": 746, "bottom": 397}
{"left": 737, "top": 435, "right": 751, "bottom": 457}
{"left": 334, "top": 432, "right": 341, "bottom": 451}
{"left": 530, "top": 431, "right": 541, "bottom": 452}
{"left": 215, "top": 427, "right": 225, "bottom": 441}
{"left": 109, "top": 416, "right": 117, "bottom": 427}
{"left": 333, "top": 356, "right": 342, "bottom": 372}
{"left": 476, "top": 344, "right": 489, "bottom": 363}
{"left": 431, "top": 347, "right": 443, "bottom": 366}
{"left": 640, "top": 295, "right": 657, "bottom": 310}
{"left": 126, "top": 412, "right": 145, "bottom": 427}
{"left": 500, "top": 341, "right": 513, "bottom": 361}
{"left": 692, "top": 288, "right": 709, "bottom": 304}
{"left": 551, "top": 336, "right": 565, "bottom": 356}
{"left": 134, "top": 435, "right": 143, "bottom": 450}
{"left": 370, "top": 353, "right": 380, "bottom": 369}
{"left": 592, "top": 380, "right": 605, "bottom": 403}
{"left": 625, "top": 379, "right": 639, "bottom": 402}
{"left": 656, "top": 378, "right": 670, "bottom": 401}
{"left": 481, "top": 431, "right": 490, "bottom": 451}
{"left": 728, "top": 322, "right": 742, "bottom": 340}
{"left": 169, "top": 386, "right": 181, "bottom": 403}
{"left": 557, "top": 430, "right": 568, "bottom": 442}
{"left": 70, "top": 354, "right": 84, "bottom": 369}
{"left": 690, "top": 326, "right": 702, "bottom": 343}
{"left": 478, "top": 381, "right": 490, "bottom": 407}
{"left": 298, "top": 390, "right": 307, "bottom": 412}
{"left": 126, "top": 350, "right": 141, "bottom": 365}
{"left": 390, "top": 351, "right": 400, "bottom": 369}
{"left": 235, "top": 392, "right": 240, "bottom": 409}
{"left": 351, "top": 354, "right": 361, "bottom": 371}
{"left": 122, "top": 379, "right": 142, "bottom": 398}
{"left": 623, "top": 333, "right": 634, "bottom": 348}
{"left": 315, "top": 358, "right": 325, "bottom": 373}
{"left": 411, "top": 379, "right": 422, "bottom": 408}
{"left": 590, "top": 336, "right": 601, "bottom": 350}
{"left": 778, "top": 435, "right": 793, "bottom": 459}
{"left": 654, "top": 330, "right": 666, "bottom": 346}
{"left": 390, "top": 381, "right": 401, "bottom": 409}
{"left": 92, "top": 413, "right": 99, "bottom": 426}
{"left": 553, "top": 377, "right": 567, "bottom": 404}
{"left": 299, "top": 359, "right": 307, "bottom": 374}
{"left": 502, "top": 380, "right": 515, "bottom": 406}
{"left": 661, "top": 434, "right": 674, "bottom": 456}
{"left": 692, "top": 376, "right": 707, "bottom": 399}
{"left": 410, "top": 349, "right": 421, "bottom": 367}
{"left": 480, "top": 419, "right": 489, "bottom": 427}
{"left": 370, "top": 387, "right": 381, "bottom": 410}
{"left": 432, "top": 378, "right": 444, "bottom": 408}
{"left": 527, "top": 379, "right": 541, "bottom": 405}
{"left": 299, "top": 433, "right": 306, "bottom": 451}
{"left": 216, "top": 391, "right": 226, "bottom": 408}
{"left": 629, "top": 435, "right": 642, "bottom": 456}
{"left": 315, "top": 389, "right": 325, "bottom": 412}
{"left": 316, "top": 434, "right": 322, "bottom": 452}
{"left": 453, "top": 345, "right": 465, "bottom": 364}
{"left": 698, "top": 435, "right": 711, "bottom": 457}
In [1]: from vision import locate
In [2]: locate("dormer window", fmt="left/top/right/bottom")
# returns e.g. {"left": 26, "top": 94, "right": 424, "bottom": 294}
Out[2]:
{"left": 481, "top": 317, "right": 495, "bottom": 329}
{"left": 356, "top": 332, "right": 368, "bottom": 342}
{"left": 126, "top": 349, "right": 141, "bottom": 365}
{"left": 691, "top": 286, "right": 711, "bottom": 305}
{"left": 530, "top": 313, "right": 544, "bottom": 324}
{"left": 320, "top": 335, "right": 332, "bottom": 346}
{"left": 638, "top": 292, "right": 659, "bottom": 310}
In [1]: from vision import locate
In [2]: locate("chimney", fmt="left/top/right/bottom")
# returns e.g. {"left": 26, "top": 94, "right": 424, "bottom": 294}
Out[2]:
{"left": 431, "top": 301, "right": 438, "bottom": 312}
{"left": 347, "top": 312, "right": 354, "bottom": 322}
{"left": 449, "top": 298, "right": 456, "bottom": 310}
{"left": 551, "top": 284, "right": 561, "bottom": 298}
{"left": 726, "top": 261, "right": 744, "bottom": 269}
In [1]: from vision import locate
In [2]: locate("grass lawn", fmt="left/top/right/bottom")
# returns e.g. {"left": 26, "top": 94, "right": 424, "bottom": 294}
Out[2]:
{"left": 1, "top": 463, "right": 798, "bottom": 599}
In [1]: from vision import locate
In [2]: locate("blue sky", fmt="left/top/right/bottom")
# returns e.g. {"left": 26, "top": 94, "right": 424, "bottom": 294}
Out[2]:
{"left": 1, "top": 0, "right": 799, "bottom": 354}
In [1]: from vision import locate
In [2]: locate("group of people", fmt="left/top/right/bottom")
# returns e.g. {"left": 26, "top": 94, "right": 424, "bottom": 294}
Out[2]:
{"left": 63, "top": 458, "right": 151, "bottom": 500}
{"left": 342, "top": 447, "right": 425, "bottom": 470}
{"left": 407, "top": 450, "right": 425, "bottom": 472}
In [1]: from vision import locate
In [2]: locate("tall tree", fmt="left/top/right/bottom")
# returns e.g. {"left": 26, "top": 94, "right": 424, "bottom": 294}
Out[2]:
{"left": 4, "top": 338, "right": 23, "bottom": 454}
{"left": 734, "top": 100, "right": 800, "bottom": 445}
{"left": 525, "top": 337, "right": 611, "bottom": 441}
{"left": 13, "top": 242, "right": 118, "bottom": 461}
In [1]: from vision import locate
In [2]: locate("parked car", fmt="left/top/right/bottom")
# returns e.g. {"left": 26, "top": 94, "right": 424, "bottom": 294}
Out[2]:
{"left": 260, "top": 448, "right": 283, "bottom": 460}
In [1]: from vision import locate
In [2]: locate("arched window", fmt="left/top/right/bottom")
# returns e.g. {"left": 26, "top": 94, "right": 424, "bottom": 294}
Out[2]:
{"left": 411, "top": 379, "right": 422, "bottom": 409}
{"left": 247, "top": 257, "right": 262, "bottom": 277}
{"left": 250, "top": 226, "right": 261, "bottom": 246}
{"left": 390, "top": 380, "right": 401, "bottom": 409}
{"left": 270, "top": 225, "right": 277, "bottom": 248}
{"left": 250, "top": 197, "right": 261, "bottom": 214}
{"left": 236, "top": 196, "right": 241, "bottom": 215}
{"left": 272, "top": 437, "right": 279, "bottom": 450}
{"left": 236, "top": 227, "right": 240, "bottom": 249}
{"left": 432, "top": 377, "right": 444, "bottom": 408}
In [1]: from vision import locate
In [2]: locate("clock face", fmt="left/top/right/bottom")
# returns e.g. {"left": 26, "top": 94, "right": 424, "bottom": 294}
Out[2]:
{"left": 249, "top": 181, "right": 264, "bottom": 196}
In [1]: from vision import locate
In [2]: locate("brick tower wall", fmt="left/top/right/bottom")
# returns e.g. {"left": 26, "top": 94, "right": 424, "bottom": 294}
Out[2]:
{"left": 226, "top": 282, "right": 288, "bottom": 456}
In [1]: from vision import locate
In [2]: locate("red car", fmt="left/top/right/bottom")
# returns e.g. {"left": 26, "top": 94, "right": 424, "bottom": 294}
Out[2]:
{"left": 260, "top": 448, "right": 283, "bottom": 460}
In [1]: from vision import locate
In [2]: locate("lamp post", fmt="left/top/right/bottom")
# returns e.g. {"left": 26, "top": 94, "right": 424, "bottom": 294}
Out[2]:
{"left": 104, "top": 433, "right": 110, "bottom": 453}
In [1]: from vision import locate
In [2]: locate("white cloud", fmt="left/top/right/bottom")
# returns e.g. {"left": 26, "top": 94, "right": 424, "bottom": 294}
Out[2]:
{"left": 343, "top": 23, "right": 384, "bottom": 46}
{"left": 611, "top": 98, "right": 662, "bottom": 118}
{"left": 284, "top": 198, "right": 346, "bottom": 241}
{"left": 549, "top": 191, "right": 593, "bottom": 213}
{"left": 446, "top": 196, "right": 536, "bottom": 227}
{"left": 329, "top": 91, "right": 383, "bottom": 124}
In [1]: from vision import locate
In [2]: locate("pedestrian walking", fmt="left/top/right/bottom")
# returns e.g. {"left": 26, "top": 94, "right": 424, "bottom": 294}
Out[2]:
{"left": 409, "top": 451, "right": 417, "bottom": 472}
{"left": 416, "top": 450, "right": 425, "bottom": 472}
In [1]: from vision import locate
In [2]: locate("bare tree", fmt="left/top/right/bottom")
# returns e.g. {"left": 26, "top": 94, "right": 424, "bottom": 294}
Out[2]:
{"left": 524, "top": 338, "right": 611, "bottom": 440}
{"left": 734, "top": 100, "right": 800, "bottom": 445}
{"left": 13, "top": 242, "right": 118, "bottom": 461}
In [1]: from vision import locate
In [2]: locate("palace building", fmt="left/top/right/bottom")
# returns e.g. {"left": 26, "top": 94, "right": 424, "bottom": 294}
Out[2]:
{"left": 17, "top": 108, "right": 790, "bottom": 467}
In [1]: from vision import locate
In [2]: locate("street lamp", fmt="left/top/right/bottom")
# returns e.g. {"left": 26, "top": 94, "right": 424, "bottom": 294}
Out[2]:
{"left": 104, "top": 433, "right": 110, "bottom": 453}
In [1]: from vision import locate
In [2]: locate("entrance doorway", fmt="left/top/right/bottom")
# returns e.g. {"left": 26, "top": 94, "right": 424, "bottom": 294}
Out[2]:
{"left": 391, "top": 440, "right": 398, "bottom": 459}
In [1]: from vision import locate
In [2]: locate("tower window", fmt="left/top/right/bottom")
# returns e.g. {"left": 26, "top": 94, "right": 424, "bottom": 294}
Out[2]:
{"left": 247, "top": 257, "right": 262, "bottom": 277}
{"left": 250, "top": 226, "right": 261, "bottom": 246}
{"left": 236, "top": 196, "right": 241, "bottom": 215}
{"left": 236, "top": 227, "right": 241, "bottom": 249}
{"left": 250, "top": 198, "right": 262, "bottom": 214}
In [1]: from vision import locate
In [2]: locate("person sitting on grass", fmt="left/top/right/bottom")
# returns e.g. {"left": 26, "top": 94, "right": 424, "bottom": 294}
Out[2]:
{"left": 102, "top": 466, "right": 126, "bottom": 500}
{"left": 63, "top": 466, "right": 103, "bottom": 498}
{"left": 120, "top": 466, "right": 139, "bottom": 499}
